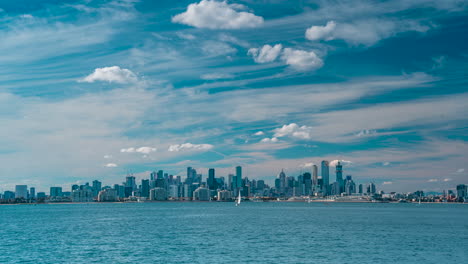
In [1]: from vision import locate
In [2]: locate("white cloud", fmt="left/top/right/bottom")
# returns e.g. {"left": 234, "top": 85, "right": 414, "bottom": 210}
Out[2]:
{"left": 382, "top": 161, "right": 390, "bottom": 166}
{"left": 305, "top": 19, "right": 431, "bottom": 46}
{"left": 443, "top": 178, "right": 452, "bottom": 182}
{"left": 301, "top": 162, "right": 315, "bottom": 168}
{"left": 254, "top": 131, "right": 265, "bottom": 136}
{"left": 168, "top": 143, "right": 214, "bottom": 152}
{"left": 247, "top": 44, "right": 283, "bottom": 63}
{"left": 456, "top": 168, "right": 465, "bottom": 173}
{"left": 120, "top": 147, "right": 157, "bottom": 154}
{"left": 201, "top": 73, "right": 234, "bottom": 80}
{"left": 20, "top": 14, "right": 34, "bottom": 19}
{"left": 281, "top": 48, "right": 324, "bottom": 71}
{"left": 273, "top": 123, "right": 313, "bottom": 140}
{"left": 103, "top": 155, "right": 112, "bottom": 159}
{"left": 80, "top": 66, "right": 138, "bottom": 84}
{"left": 260, "top": 137, "right": 279, "bottom": 143}
{"left": 356, "top": 129, "right": 377, "bottom": 137}
{"left": 172, "top": 0, "right": 264, "bottom": 29}
{"left": 382, "top": 181, "right": 393, "bottom": 185}
{"left": 201, "top": 41, "right": 237, "bottom": 56}
{"left": 330, "top": 160, "right": 352, "bottom": 167}
{"left": 428, "top": 179, "right": 438, "bottom": 182}
{"left": 105, "top": 163, "right": 118, "bottom": 168}
{"left": 176, "top": 32, "right": 196, "bottom": 40}
{"left": 305, "top": 20, "right": 336, "bottom": 41}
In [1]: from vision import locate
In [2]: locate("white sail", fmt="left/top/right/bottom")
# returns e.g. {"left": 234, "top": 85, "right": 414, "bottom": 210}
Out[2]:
{"left": 236, "top": 190, "right": 241, "bottom": 206}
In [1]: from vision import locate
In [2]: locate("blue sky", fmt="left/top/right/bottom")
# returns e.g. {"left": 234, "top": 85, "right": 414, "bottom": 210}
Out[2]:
{"left": 0, "top": 0, "right": 467, "bottom": 193}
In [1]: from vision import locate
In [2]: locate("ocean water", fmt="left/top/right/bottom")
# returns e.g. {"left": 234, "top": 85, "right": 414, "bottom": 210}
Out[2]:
{"left": 0, "top": 202, "right": 467, "bottom": 263}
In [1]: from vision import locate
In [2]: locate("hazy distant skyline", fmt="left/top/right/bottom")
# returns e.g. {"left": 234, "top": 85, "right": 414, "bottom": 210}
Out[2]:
{"left": 0, "top": 0, "right": 467, "bottom": 192}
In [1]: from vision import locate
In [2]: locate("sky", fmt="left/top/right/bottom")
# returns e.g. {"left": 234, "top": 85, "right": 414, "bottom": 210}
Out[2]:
{"left": 0, "top": 0, "right": 467, "bottom": 193}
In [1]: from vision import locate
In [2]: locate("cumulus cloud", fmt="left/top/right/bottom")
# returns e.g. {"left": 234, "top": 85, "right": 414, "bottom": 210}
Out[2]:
{"left": 254, "top": 131, "right": 265, "bottom": 136}
{"left": 273, "top": 123, "right": 313, "bottom": 140}
{"left": 260, "top": 137, "right": 278, "bottom": 143}
{"left": 201, "top": 73, "right": 234, "bottom": 80}
{"left": 281, "top": 48, "right": 324, "bottom": 71}
{"left": 120, "top": 147, "right": 157, "bottom": 154}
{"left": 329, "top": 160, "right": 352, "bottom": 167}
{"left": 456, "top": 168, "right": 465, "bottom": 173}
{"left": 172, "top": 0, "right": 264, "bottom": 29}
{"left": 382, "top": 181, "right": 393, "bottom": 185}
{"left": 80, "top": 66, "right": 138, "bottom": 84}
{"left": 305, "top": 21, "right": 336, "bottom": 41}
{"left": 105, "top": 163, "right": 118, "bottom": 168}
{"left": 247, "top": 44, "right": 283, "bottom": 63}
{"left": 443, "top": 178, "right": 452, "bottom": 182}
{"left": 428, "top": 179, "right": 438, "bottom": 182}
{"left": 168, "top": 143, "right": 214, "bottom": 152}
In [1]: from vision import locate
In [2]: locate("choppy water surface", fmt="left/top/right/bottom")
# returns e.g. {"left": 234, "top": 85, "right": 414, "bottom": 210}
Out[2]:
{"left": 0, "top": 202, "right": 467, "bottom": 263}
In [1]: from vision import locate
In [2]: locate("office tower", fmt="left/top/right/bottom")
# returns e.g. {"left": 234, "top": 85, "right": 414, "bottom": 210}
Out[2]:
{"left": 141, "top": 179, "right": 150, "bottom": 198}
{"left": 278, "top": 169, "right": 286, "bottom": 193}
{"left": 336, "top": 161, "right": 343, "bottom": 192}
{"left": 331, "top": 182, "right": 341, "bottom": 195}
{"left": 303, "top": 172, "right": 312, "bottom": 196}
{"left": 157, "top": 170, "right": 164, "bottom": 179}
{"left": 150, "top": 187, "right": 168, "bottom": 201}
{"left": 71, "top": 187, "right": 93, "bottom": 202}
{"left": 37, "top": 192, "right": 46, "bottom": 199}
{"left": 92, "top": 180, "right": 102, "bottom": 197}
{"left": 4, "top": 191, "right": 15, "bottom": 199}
{"left": 29, "top": 187, "right": 36, "bottom": 199}
{"left": 312, "top": 165, "right": 318, "bottom": 186}
{"left": 228, "top": 174, "right": 234, "bottom": 190}
{"left": 321, "top": 161, "right": 329, "bottom": 195}
{"left": 125, "top": 175, "right": 136, "bottom": 191}
{"left": 50, "top": 187, "right": 63, "bottom": 197}
{"left": 193, "top": 187, "right": 210, "bottom": 201}
{"left": 207, "top": 168, "right": 216, "bottom": 190}
{"left": 456, "top": 184, "right": 467, "bottom": 201}
{"left": 257, "top": 180, "right": 265, "bottom": 190}
{"left": 358, "top": 184, "right": 363, "bottom": 194}
{"left": 150, "top": 171, "right": 157, "bottom": 181}
{"left": 15, "top": 185, "right": 28, "bottom": 199}
{"left": 97, "top": 189, "right": 117, "bottom": 202}
{"left": 169, "top": 185, "right": 179, "bottom": 199}
{"left": 72, "top": 184, "right": 79, "bottom": 191}
{"left": 367, "top": 183, "right": 376, "bottom": 194}
{"left": 344, "top": 176, "right": 356, "bottom": 195}
{"left": 217, "top": 190, "right": 232, "bottom": 201}
{"left": 236, "top": 166, "right": 242, "bottom": 189}
{"left": 187, "top": 167, "right": 193, "bottom": 179}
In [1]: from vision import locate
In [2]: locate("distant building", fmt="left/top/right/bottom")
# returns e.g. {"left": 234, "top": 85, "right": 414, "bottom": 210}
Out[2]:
{"left": 193, "top": 187, "right": 210, "bottom": 201}
{"left": 92, "top": 180, "right": 102, "bottom": 197}
{"left": 207, "top": 168, "right": 216, "bottom": 190}
{"left": 456, "top": 184, "right": 467, "bottom": 201}
{"left": 15, "top": 185, "right": 28, "bottom": 199}
{"left": 50, "top": 187, "right": 63, "bottom": 197}
{"left": 37, "top": 192, "right": 46, "bottom": 199}
{"left": 141, "top": 179, "right": 150, "bottom": 198}
{"left": 71, "top": 188, "right": 93, "bottom": 202}
{"left": 4, "top": 191, "right": 15, "bottom": 199}
{"left": 150, "top": 187, "right": 167, "bottom": 201}
{"left": 217, "top": 190, "right": 232, "bottom": 201}
{"left": 321, "top": 161, "right": 329, "bottom": 195}
{"left": 29, "top": 187, "right": 36, "bottom": 199}
{"left": 169, "top": 184, "right": 179, "bottom": 199}
{"left": 98, "top": 189, "right": 117, "bottom": 202}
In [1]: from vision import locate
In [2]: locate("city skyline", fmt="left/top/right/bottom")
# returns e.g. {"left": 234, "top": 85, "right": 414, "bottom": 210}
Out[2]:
{"left": 0, "top": 0, "right": 467, "bottom": 193}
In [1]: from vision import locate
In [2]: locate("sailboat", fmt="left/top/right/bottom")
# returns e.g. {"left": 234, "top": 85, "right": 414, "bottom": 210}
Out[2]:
{"left": 235, "top": 190, "right": 241, "bottom": 206}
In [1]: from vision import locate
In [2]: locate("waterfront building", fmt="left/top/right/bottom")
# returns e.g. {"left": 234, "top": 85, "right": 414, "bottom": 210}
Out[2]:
{"left": 331, "top": 182, "right": 341, "bottom": 196}
{"left": 141, "top": 179, "right": 150, "bottom": 198}
{"left": 125, "top": 175, "right": 136, "bottom": 191}
{"left": 37, "top": 192, "right": 46, "bottom": 199}
{"left": 321, "top": 161, "right": 329, "bottom": 195}
{"left": 217, "top": 190, "right": 232, "bottom": 201}
{"left": 92, "top": 180, "right": 102, "bottom": 198}
{"left": 456, "top": 184, "right": 467, "bottom": 202}
{"left": 150, "top": 187, "right": 167, "bottom": 201}
{"left": 98, "top": 189, "right": 117, "bottom": 202}
{"left": 169, "top": 184, "right": 179, "bottom": 199}
{"left": 4, "top": 191, "right": 15, "bottom": 199}
{"left": 193, "top": 187, "right": 210, "bottom": 201}
{"left": 50, "top": 187, "right": 63, "bottom": 197}
{"left": 336, "top": 161, "right": 343, "bottom": 192}
{"left": 29, "top": 187, "right": 36, "bottom": 199}
{"left": 15, "top": 185, "right": 28, "bottom": 199}
{"left": 71, "top": 188, "right": 93, "bottom": 202}
{"left": 207, "top": 168, "right": 216, "bottom": 190}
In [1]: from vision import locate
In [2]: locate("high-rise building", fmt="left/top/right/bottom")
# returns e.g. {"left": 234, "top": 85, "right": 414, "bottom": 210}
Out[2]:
{"left": 15, "top": 185, "right": 28, "bottom": 199}
{"left": 278, "top": 169, "right": 286, "bottom": 193}
{"left": 92, "top": 180, "right": 102, "bottom": 197}
{"left": 207, "top": 168, "right": 216, "bottom": 190}
{"left": 125, "top": 175, "right": 136, "bottom": 191}
{"left": 456, "top": 184, "right": 467, "bottom": 201}
{"left": 169, "top": 185, "right": 179, "bottom": 199}
{"left": 50, "top": 187, "right": 63, "bottom": 197}
{"left": 141, "top": 179, "right": 150, "bottom": 198}
{"left": 97, "top": 189, "right": 117, "bottom": 202}
{"left": 336, "top": 161, "right": 343, "bottom": 192}
{"left": 29, "top": 187, "right": 36, "bottom": 199}
{"left": 303, "top": 172, "right": 312, "bottom": 196}
{"left": 150, "top": 187, "right": 167, "bottom": 201}
{"left": 321, "top": 161, "right": 329, "bottom": 195}
{"left": 236, "top": 166, "right": 242, "bottom": 189}
{"left": 312, "top": 165, "right": 318, "bottom": 186}
{"left": 193, "top": 187, "right": 210, "bottom": 201}
{"left": 157, "top": 170, "right": 164, "bottom": 179}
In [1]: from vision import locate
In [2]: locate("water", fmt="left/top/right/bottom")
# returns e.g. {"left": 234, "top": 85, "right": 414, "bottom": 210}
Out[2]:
{"left": 0, "top": 202, "right": 467, "bottom": 263}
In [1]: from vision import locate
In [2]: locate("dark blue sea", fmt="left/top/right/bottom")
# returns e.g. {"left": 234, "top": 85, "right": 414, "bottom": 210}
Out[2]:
{"left": 0, "top": 202, "right": 467, "bottom": 263}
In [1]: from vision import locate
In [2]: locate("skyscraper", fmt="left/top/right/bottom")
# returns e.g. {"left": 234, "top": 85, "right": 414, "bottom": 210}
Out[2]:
{"left": 207, "top": 168, "right": 216, "bottom": 190}
{"left": 15, "top": 185, "right": 28, "bottom": 199}
{"left": 321, "top": 161, "right": 329, "bottom": 195}
{"left": 141, "top": 179, "right": 150, "bottom": 198}
{"left": 236, "top": 166, "right": 242, "bottom": 189}
{"left": 336, "top": 161, "right": 343, "bottom": 193}
{"left": 50, "top": 187, "right": 63, "bottom": 197}
{"left": 92, "top": 180, "right": 102, "bottom": 197}
{"left": 29, "top": 187, "right": 36, "bottom": 199}
{"left": 125, "top": 175, "right": 136, "bottom": 191}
